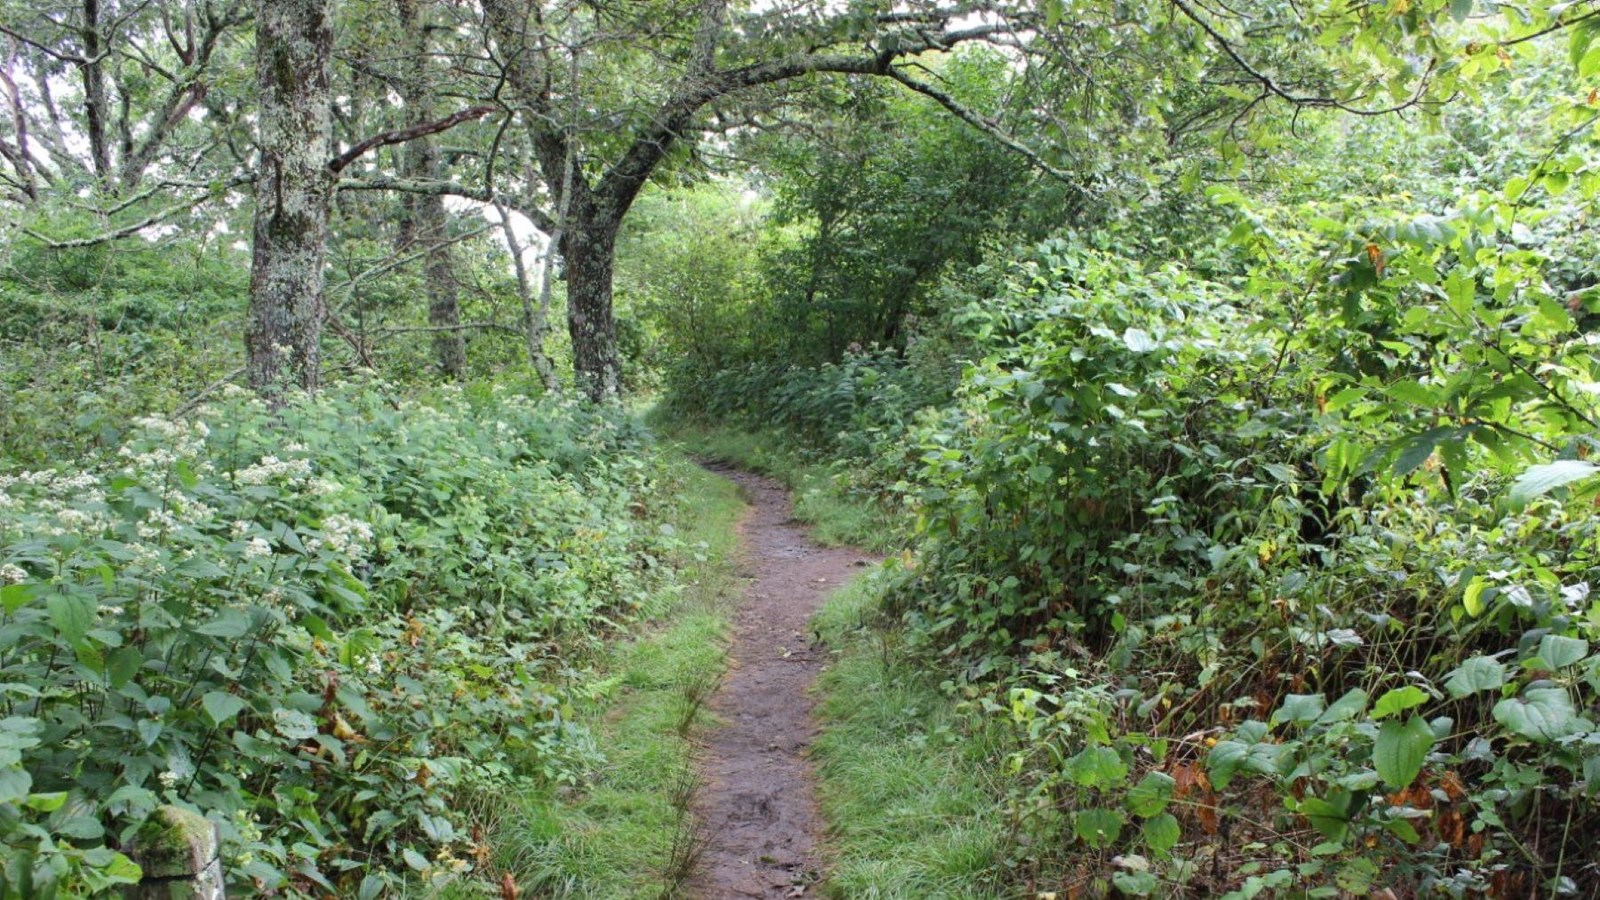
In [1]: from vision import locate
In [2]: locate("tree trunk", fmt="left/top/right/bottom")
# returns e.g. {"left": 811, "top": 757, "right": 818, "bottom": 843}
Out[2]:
{"left": 395, "top": 0, "right": 466, "bottom": 379}
{"left": 245, "top": 0, "right": 333, "bottom": 397}
{"left": 418, "top": 204, "right": 467, "bottom": 378}
{"left": 561, "top": 217, "right": 622, "bottom": 402}
{"left": 495, "top": 202, "right": 560, "bottom": 392}
{"left": 79, "top": 0, "right": 112, "bottom": 183}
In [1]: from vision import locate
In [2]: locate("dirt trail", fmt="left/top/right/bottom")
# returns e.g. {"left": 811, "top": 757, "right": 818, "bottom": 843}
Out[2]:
{"left": 689, "top": 465, "right": 875, "bottom": 899}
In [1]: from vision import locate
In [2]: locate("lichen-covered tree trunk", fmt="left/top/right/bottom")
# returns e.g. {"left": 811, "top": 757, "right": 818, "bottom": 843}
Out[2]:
{"left": 418, "top": 204, "right": 467, "bottom": 378}
{"left": 246, "top": 0, "right": 334, "bottom": 396}
{"left": 395, "top": 0, "right": 466, "bottom": 379}
{"left": 561, "top": 217, "right": 622, "bottom": 402}
{"left": 77, "top": 0, "right": 112, "bottom": 183}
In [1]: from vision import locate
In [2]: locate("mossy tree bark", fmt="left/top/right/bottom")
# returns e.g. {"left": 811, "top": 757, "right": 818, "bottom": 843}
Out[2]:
{"left": 394, "top": 0, "right": 466, "bottom": 380}
{"left": 245, "top": 0, "right": 334, "bottom": 396}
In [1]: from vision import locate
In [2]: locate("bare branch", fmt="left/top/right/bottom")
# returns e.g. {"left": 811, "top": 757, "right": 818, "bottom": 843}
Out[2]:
{"left": 327, "top": 105, "right": 497, "bottom": 174}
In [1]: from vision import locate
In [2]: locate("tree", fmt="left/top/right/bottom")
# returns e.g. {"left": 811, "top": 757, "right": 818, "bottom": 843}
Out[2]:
{"left": 475, "top": 0, "right": 1083, "bottom": 399}
{"left": 393, "top": 0, "right": 467, "bottom": 380}
{"left": 245, "top": 0, "right": 335, "bottom": 394}
{"left": 246, "top": 0, "right": 493, "bottom": 394}
{"left": 468, "top": 0, "right": 1574, "bottom": 400}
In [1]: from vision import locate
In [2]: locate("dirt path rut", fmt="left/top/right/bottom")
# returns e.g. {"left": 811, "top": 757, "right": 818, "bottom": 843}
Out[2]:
{"left": 689, "top": 466, "right": 874, "bottom": 899}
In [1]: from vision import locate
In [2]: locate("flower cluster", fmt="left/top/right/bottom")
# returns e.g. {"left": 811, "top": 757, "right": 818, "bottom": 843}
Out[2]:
{"left": 309, "top": 513, "right": 374, "bottom": 560}
{"left": 235, "top": 455, "right": 314, "bottom": 486}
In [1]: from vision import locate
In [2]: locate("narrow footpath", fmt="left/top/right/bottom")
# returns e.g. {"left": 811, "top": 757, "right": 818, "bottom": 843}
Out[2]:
{"left": 688, "top": 466, "right": 875, "bottom": 898}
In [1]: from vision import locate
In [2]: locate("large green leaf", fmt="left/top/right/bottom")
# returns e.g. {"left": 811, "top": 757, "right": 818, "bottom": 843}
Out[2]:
{"left": 1372, "top": 686, "right": 1428, "bottom": 719}
{"left": 1272, "top": 693, "right": 1326, "bottom": 726}
{"left": 1125, "top": 772, "right": 1175, "bottom": 818}
{"left": 1536, "top": 634, "right": 1589, "bottom": 669}
{"left": 201, "top": 691, "right": 247, "bottom": 727}
{"left": 1493, "top": 688, "right": 1580, "bottom": 742}
{"left": 1374, "top": 715, "right": 1432, "bottom": 788}
{"left": 1075, "top": 807, "right": 1125, "bottom": 848}
{"left": 1069, "top": 745, "right": 1127, "bottom": 789}
{"left": 46, "top": 594, "right": 95, "bottom": 649}
{"left": 1444, "top": 656, "right": 1506, "bottom": 698}
{"left": 1142, "top": 813, "right": 1181, "bottom": 854}
{"left": 1510, "top": 460, "right": 1600, "bottom": 503}
{"left": 1297, "top": 793, "right": 1353, "bottom": 841}
{"left": 0, "top": 582, "right": 40, "bottom": 613}
{"left": 1317, "top": 689, "right": 1369, "bottom": 724}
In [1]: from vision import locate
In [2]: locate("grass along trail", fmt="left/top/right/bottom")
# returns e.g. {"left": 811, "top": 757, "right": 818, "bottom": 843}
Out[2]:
{"left": 688, "top": 465, "right": 878, "bottom": 898}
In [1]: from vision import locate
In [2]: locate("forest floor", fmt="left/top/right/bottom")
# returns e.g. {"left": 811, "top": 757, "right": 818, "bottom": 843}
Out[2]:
{"left": 688, "top": 464, "right": 879, "bottom": 898}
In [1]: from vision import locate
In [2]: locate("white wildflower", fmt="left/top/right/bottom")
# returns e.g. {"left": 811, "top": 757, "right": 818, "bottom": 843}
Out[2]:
{"left": 236, "top": 455, "right": 313, "bottom": 486}
{"left": 319, "top": 514, "right": 374, "bottom": 559}
{"left": 243, "top": 537, "right": 273, "bottom": 560}
{"left": 137, "top": 509, "right": 181, "bottom": 540}
{"left": 231, "top": 520, "right": 252, "bottom": 539}
{"left": 158, "top": 770, "right": 180, "bottom": 790}
{"left": 0, "top": 564, "right": 27, "bottom": 585}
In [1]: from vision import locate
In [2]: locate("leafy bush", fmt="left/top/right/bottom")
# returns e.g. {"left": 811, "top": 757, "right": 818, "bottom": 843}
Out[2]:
{"left": 0, "top": 382, "right": 676, "bottom": 896}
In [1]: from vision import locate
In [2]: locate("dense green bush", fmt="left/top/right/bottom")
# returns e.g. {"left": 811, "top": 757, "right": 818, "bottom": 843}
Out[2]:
{"left": 0, "top": 382, "right": 675, "bottom": 896}
{"left": 878, "top": 234, "right": 1600, "bottom": 893}
{"left": 675, "top": 220, "right": 1600, "bottom": 892}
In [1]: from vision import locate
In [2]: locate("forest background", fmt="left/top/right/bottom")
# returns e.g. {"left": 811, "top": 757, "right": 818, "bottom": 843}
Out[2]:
{"left": 4, "top": 0, "right": 1600, "bottom": 895}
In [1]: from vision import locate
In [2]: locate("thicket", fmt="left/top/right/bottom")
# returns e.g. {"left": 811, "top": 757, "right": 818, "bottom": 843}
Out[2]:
{"left": 660, "top": 43, "right": 1600, "bottom": 897}
{"left": 0, "top": 382, "right": 678, "bottom": 896}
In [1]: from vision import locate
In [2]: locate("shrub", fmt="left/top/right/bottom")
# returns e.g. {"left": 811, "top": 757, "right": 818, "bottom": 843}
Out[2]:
{"left": 0, "top": 381, "right": 675, "bottom": 896}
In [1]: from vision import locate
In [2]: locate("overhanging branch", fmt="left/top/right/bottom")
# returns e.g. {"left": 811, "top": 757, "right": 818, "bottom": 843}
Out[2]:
{"left": 328, "top": 105, "right": 497, "bottom": 174}
{"left": 883, "top": 65, "right": 1086, "bottom": 192}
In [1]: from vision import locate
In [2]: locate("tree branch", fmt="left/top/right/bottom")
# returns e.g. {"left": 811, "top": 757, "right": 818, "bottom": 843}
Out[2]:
{"left": 882, "top": 65, "right": 1086, "bottom": 192}
{"left": 1169, "top": 0, "right": 1440, "bottom": 116}
{"left": 327, "top": 105, "right": 497, "bottom": 174}
{"left": 598, "top": 21, "right": 1015, "bottom": 213}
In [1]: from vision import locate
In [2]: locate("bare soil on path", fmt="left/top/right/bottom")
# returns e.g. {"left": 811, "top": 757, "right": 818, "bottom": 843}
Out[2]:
{"left": 688, "top": 465, "right": 876, "bottom": 899}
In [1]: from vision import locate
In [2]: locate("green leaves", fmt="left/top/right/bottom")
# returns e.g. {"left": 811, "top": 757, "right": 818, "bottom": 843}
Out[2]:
{"left": 1372, "top": 686, "right": 1428, "bottom": 719}
{"left": 201, "top": 692, "right": 247, "bottom": 727}
{"left": 1075, "top": 808, "right": 1125, "bottom": 848}
{"left": 1493, "top": 688, "right": 1582, "bottom": 742}
{"left": 1444, "top": 656, "right": 1507, "bottom": 698}
{"left": 0, "top": 382, "right": 674, "bottom": 895}
{"left": 1510, "top": 460, "right": 1600, "bottom": 503}
{"left": 1374, "top": 715, "right": 1433, "bottom": 788}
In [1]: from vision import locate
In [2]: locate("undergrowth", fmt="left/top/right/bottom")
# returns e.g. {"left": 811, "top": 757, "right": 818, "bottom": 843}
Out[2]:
{"left": 812, "top": 576, "right": 1010, "bottom": 899}
{"left": 460, "top": 459, "right": 745, "bottom": 899}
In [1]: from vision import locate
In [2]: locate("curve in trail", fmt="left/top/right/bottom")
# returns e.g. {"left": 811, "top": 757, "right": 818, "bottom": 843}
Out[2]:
{"left": 689, "top": 465, "right": 876, "bottom": 899}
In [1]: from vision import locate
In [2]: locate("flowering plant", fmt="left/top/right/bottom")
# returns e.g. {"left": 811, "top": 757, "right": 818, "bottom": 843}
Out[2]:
{"left": 0, "top": 381, "right": 673, "bottom": 896}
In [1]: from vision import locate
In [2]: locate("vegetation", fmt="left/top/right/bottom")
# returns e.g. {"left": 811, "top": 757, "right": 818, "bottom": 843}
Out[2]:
{"left": 5, "top": 0, "right": 1600, "bottom": 895}
{"left": 451, "top": 461, "right": 746, "bottom": 898}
